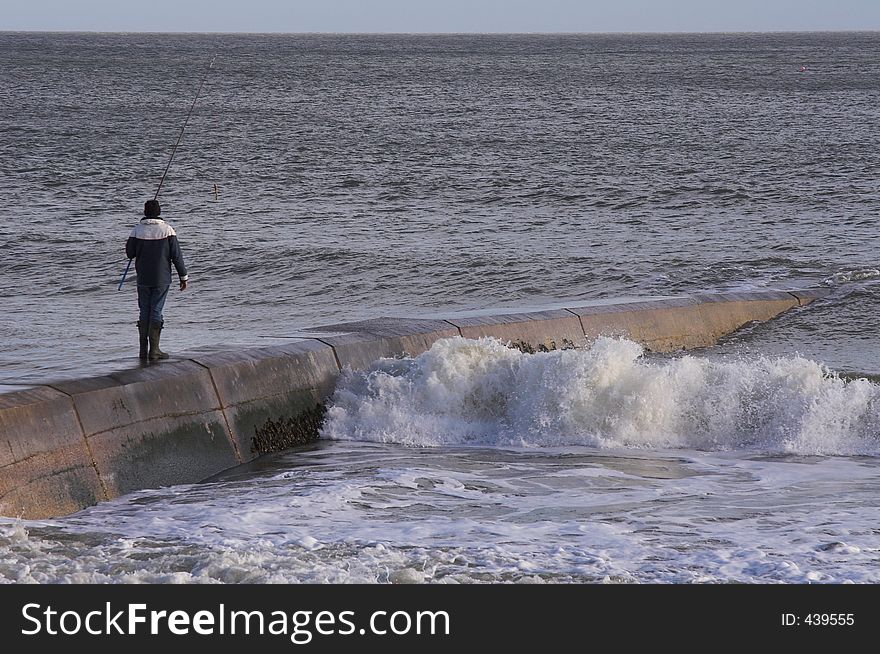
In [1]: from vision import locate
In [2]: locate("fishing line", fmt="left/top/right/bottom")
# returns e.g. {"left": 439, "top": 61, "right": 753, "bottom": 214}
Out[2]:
{"left": 153, "top": 56, "right": 216, "bottom": 201}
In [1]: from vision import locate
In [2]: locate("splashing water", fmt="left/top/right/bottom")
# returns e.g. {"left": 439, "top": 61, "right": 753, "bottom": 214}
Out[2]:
{"left": 823, "top": 269, "right": 880, "bottom": 286}
{"left": 322, "top": 337, "right": 880, "bottom": 456}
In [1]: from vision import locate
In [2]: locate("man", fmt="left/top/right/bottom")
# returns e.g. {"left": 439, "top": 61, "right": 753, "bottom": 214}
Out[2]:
{"left": 125, "top": 199, "right": 188, "bottom": 360}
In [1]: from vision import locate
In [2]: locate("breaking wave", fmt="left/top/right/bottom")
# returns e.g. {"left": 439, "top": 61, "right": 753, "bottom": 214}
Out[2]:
{"left": 322, "top": 337, "right": 880, "bottom": 456}
{"left": 823, "top": 268, "right": 880, "bottom": 286}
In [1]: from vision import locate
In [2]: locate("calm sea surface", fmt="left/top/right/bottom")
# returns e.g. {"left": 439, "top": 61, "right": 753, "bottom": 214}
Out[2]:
{"left": 1, "top": 32, "right": 879, "bottom": 583}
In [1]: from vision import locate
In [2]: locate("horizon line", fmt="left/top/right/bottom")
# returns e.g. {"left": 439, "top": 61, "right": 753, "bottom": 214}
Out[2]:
{"left": 2, "top": 28, "right": 879, "bottom": 35}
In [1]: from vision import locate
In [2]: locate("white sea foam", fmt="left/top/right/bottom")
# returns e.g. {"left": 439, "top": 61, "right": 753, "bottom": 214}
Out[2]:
{"left": 823, "top": 268, "right": 880, "bottom": 285}
{"left": 3, "top": 445, "right": 880, "bottom": 584}
{"left": 322, "top": 337, "right": 880, "bottom": 456}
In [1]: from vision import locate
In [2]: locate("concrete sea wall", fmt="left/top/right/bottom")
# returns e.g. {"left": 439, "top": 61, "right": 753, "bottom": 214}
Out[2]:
{"left": 0, "top": 288, "right": 826, "bottom": 519}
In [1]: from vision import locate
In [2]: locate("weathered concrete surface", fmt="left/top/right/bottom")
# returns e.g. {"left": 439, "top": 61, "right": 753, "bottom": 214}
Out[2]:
{"left": 191, "top": 340, "right": 339, "bottom": 461}
{"left": 0, "top": 288, "right": 826, "bottom": 519}
{"left": 311, "top": 317, "right": 460, "bottom": 369}
{"left": 689, "top": 291, "right": 802, "bottom": 349}
{"left": 445, "top": 310, "right": 587, "bottom": 352}
{"left": 568, "top": 297, "right": 696, "bottom": 352}
{"left": 0, "top": 386, "right": 104, "bottom": 519}
{"left": 568, "top": 291, "right": 803, "bottom": 352}
{"left": 788, "top": 287, "right": 831, "bottom": 305}
{"left": 50, "top": 361, "right": 238, "bottom": 499}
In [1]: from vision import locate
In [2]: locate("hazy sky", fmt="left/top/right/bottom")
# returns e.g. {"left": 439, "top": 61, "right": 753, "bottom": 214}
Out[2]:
{"left": 3, "top": 0, "right": 879, "bottom": 33}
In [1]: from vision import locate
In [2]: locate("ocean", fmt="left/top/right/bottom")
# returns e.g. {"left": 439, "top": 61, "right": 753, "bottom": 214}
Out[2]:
{"left": 1, "top": 31, "right": 879, "bottom": 583}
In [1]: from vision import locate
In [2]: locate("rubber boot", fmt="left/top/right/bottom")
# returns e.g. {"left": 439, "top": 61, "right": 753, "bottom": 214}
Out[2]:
{"left": 137, "top": 321, "right": 149, "bottom": 359}
{"left": 148, "top": 321, "right": 169, "bottom": 360}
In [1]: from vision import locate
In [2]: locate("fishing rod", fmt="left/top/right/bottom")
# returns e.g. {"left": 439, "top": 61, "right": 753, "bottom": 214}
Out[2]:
{"left": 117, "top": 258, "right": 133, "bottom": 291}
{"left": 118, "top": 56, "right": 215, "bottom": 290}
{"left": 153, "top": 56, "right": 215, "bottom": 201}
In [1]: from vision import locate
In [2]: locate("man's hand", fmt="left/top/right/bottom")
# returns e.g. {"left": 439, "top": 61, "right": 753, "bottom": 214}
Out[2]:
{"left": 180, "top": 280, "right": 188, "bottom": 291}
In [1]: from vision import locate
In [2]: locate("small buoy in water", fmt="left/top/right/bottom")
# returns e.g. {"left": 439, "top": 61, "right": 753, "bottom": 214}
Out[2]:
{"left": 799, "top": 65, "right": 808, "bottom": 72}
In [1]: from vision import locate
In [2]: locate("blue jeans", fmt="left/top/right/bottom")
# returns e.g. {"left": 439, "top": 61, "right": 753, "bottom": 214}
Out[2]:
{"left": 137, "top": 285, "right": 170, "bottom": 324}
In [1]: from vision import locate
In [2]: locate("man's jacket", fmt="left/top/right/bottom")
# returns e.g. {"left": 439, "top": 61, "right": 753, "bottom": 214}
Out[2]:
{"left": 125, "top": 218, "right": 188, "bottom": 288}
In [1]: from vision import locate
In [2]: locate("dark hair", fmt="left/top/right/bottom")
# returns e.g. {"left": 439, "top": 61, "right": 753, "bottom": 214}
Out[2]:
{"left": 144, "top": 200, "right": 161, "bottom": 218}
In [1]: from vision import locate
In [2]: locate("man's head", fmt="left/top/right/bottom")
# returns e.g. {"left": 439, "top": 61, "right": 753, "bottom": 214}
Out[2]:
{"left": 144, "top": 200, "right": 161, "bottom": 218}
